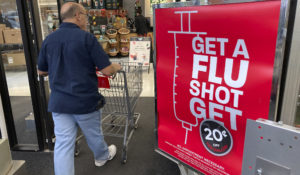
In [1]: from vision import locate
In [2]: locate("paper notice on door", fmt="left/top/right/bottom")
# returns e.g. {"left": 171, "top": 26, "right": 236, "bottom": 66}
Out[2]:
{"left": 8, "top": 57, "right": 13, "bottom": 64}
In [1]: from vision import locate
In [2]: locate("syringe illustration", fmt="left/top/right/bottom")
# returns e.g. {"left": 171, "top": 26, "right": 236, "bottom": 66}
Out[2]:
{"left": 168, "top": 11, "right": 207, "bottom": 144}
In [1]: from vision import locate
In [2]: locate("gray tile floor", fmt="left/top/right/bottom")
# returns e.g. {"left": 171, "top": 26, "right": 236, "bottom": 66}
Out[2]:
{"left": 12, "top": 97, "right": 181, "bottom": 175}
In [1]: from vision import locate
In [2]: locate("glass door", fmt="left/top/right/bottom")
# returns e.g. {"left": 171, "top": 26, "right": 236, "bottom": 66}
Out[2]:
{"left": 0, "top": 0, "right": 40, "bottom": 150}
{"left": 34, "top": 0, "right": 63, "bottom": 150}
{"left": 0, "top": 0, "right": 60, "bottom": 151}
{"left": 38, "top": 0, "right": 61, "bottom": 40}
{"left": 295, "top": 88, "right": 300, "bottom": 127}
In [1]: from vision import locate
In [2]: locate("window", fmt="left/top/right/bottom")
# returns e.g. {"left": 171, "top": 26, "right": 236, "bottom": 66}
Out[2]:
{"left": 150, "top": 0, "right": 171, "bottom": 14}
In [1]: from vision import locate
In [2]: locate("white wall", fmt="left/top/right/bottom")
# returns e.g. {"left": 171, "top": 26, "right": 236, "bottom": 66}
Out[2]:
{"left": 123, "top": 0, "right": 137, "bottom": 20}
{"left": 144, "top": 0, "right": 174, "bottom": 27}
{"left": 123, "top": 0, "right": 175, "bottom": 27}
{"left": 145, "top": 0, "right": 151, "bottom": 26}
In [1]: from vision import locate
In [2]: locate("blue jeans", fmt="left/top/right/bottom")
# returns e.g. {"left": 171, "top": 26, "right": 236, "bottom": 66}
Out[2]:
{"left": 52, "top": 110, "right": 109, "bottom": 175}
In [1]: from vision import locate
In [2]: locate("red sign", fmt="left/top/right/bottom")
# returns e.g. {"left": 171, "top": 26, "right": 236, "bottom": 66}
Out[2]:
{"left": 97, "top": 71, "right": 111, "bottom": 88}
{"left": 155, "top": 1, "right": 281, "bottom": 174}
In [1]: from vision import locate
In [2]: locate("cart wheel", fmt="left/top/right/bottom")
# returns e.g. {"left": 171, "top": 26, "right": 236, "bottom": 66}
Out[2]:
{"left": 75, "top": 147, "right": 80, "bottom": 157}
{"left": 121, "top": 149, "right": 127, "bottom": 164}
{"left": 133, "top": 116, "right": 138, "bottom": 129}
{"left": 75, "top": 141, "right": 80, "bottom": 157}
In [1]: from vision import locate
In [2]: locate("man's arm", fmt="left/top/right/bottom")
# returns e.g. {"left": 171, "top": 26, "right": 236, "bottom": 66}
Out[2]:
{"left": 38, "top": 70, "right": 48, "bottom": 76}
{"left": 86, "top": 33, "right": 122, "bottom": 75}
{"left": 38, "top": 40, "right": 48, "bottom": 76}
{"left": 100, "top": 63, "right": 122, "bottom": 76}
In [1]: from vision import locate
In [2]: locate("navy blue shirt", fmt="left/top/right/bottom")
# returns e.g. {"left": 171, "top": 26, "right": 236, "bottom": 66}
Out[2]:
{"left": 38, "top": 22, "right": 111, "bottom": 114}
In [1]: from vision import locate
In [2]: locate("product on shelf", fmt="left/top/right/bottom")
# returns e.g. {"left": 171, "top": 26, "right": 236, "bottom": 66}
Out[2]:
{"left": 121, "top": 47, "right": 128, "bottom": 52}
{"left": 81, "top": 1, "right": 129, "bottom": 57}
{"left": 100, "top": 25, "right": 106, "bottom": 35}
{"left": 114, "top": 17, "right": 126, "bottom": 29}
{"left": 98, "top": 35, "right": 109, "bottom": 41}
{"left": 109, "top": 38, "right": 117, "bottom": 42}
{"left": 118, "top": 28, "right": 130, "bottom": 35}
{"left": 108, "top": 47, "right": 118, "bottom": 56}
{"left": 94, "top": 0, "right": 105, "bottom": 9}
{"left": 120, "top": 38, "right": 129, "bottom": 43}
{"left": 87, "top": 0, "right": 91, "bottom": 6}
{"left": 120, "top": 46, "right": 128, "bottom": 55}
{"left": 106, "top": 29, "right": 117, "bottom": 38}
{"left": 98, "top": 35, "right": 109, "bottom": 50}
{"left": 118, "top": 28, "right": 130, "bottom": 44}
{"left": 108, "top": 38, "right": 118, "bottom": 47}
{"left": 79, "top": 0, "right": 92, "bottom": 8}
{"left": 120, "top": 38, "right": 129, "bottom": 48}
{"left": 106, "top": 0, "right": 111, "bottom": 9}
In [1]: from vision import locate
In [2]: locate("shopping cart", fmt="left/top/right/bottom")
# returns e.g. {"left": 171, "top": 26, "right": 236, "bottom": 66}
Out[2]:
{"left": 97, "top": 62, "right": 143, "bottom": 163}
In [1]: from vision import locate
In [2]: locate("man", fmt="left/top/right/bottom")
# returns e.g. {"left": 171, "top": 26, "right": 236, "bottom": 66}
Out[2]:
{"left": 38, "top": 2, "right": 121, "bottom": 175}
{"left": 135, "top": 8, "right": 148, "bottom": 36}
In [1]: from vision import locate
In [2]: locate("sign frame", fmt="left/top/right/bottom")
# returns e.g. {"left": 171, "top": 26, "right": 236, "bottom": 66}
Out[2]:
{"left": 153, "top": 0, "right": 290, "bottom": 173}
{"left": 129, "top": 37, "right": 152, "bottom": 68}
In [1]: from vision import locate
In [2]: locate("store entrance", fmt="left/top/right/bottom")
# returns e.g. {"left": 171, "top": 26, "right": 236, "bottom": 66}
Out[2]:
{"left": 0, "top": 0, "right": 57, "bottom": 151}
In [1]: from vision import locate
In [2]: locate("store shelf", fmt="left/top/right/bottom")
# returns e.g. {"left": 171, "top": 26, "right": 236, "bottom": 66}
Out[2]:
{"left": 0, "top": 44, "right": 23, "bottom": 51}
{"left": 39, "top": 2, "right": 57, "bottom": 7}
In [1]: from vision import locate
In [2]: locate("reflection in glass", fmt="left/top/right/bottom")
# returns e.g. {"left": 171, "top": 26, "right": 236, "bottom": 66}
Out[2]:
{"left": 38, "top": 0, "right": 60, "bottom": 39}
{"left": 0, "top": 0, "right": 38, "bottom": 145}
{"left": 295, "top": 88, "right": 300, "bottom": 127}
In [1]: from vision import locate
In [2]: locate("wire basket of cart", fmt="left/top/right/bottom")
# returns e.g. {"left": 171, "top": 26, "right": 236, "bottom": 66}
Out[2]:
{"left": 97, "top": 62, "right": 143, "bottom": 163}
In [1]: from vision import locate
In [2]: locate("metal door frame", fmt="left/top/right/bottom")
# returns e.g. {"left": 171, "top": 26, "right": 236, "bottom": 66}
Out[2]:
{"left": 153, "top": 0, "right": 291, "bottom": 173}
{"left": 279, "top": 1, "right": 300, "bottom": 125}
{"left": 0, "top": 0, "right": 56, "bottom": 151}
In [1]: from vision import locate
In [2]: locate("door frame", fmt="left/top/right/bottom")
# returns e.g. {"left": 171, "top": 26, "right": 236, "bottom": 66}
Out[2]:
{"left": 0, "top": 0, "right": 55, "bottom": 151}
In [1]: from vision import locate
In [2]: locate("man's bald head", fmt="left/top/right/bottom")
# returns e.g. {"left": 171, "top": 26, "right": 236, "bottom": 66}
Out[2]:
{"left": 60, "top": 2, "right": 83, "bottom": 21}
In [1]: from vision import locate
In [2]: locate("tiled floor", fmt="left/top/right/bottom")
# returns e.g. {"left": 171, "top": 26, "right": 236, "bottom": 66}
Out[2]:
{"left": 12, "top": 97, "right": 181, "bottom": 175}
{"left": 5, "top": 71, "right": 31, "bottom": 96}
{"left": 140, "top": 65, "right": 155, "bottom": 97}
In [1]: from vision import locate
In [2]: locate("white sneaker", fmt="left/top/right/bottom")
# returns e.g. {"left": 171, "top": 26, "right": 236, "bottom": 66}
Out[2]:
{"left": 95, "top": 145, "right": 117, "bottom": 167}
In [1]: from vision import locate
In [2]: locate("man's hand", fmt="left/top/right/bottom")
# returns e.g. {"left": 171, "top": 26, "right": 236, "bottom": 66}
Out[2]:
{"left": 100, "top": 63, "right": 122, "bottom": 76}
{"left": 113, "top": 63, "right": 122, "bottom": 72}
{"left": 38, "top": 70, "right": 48, "bottom": 76}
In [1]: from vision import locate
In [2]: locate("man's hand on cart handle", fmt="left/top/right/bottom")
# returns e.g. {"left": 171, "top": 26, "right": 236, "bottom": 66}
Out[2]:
{"left": 100, "top": 63, "right": 122, "bottom": 76}
{"left": 38, "top": 70, "right": 48, "bottom": 77}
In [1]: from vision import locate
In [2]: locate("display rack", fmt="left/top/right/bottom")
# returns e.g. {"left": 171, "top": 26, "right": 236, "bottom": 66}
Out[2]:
{"left": 106, "top": 28, "right": 119, "bottom": 56}
{"left": 0, "top": 44, "right": 23, "bottom": 51}
{"left": 118, "top": 28, "right": 130, "bottom": 57}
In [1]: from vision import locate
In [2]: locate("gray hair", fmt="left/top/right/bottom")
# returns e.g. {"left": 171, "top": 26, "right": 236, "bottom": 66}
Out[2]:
{"left": 60, "top": 3, "right": 81, "bottom": 21}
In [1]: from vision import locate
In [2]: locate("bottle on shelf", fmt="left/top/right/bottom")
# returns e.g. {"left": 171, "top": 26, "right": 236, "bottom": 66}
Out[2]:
{"left": 87, "top": 0, "right": 91, "bottom": 7}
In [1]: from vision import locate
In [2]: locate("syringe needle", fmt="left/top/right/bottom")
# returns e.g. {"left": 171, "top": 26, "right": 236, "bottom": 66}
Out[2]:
{"left": 184, "top": 129, "right": 188, "bottom": 145}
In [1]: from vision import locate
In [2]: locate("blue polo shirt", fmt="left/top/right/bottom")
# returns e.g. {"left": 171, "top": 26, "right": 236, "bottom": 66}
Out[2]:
{"left": 38, "top": 22, "right": 111, "bottom": 114}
